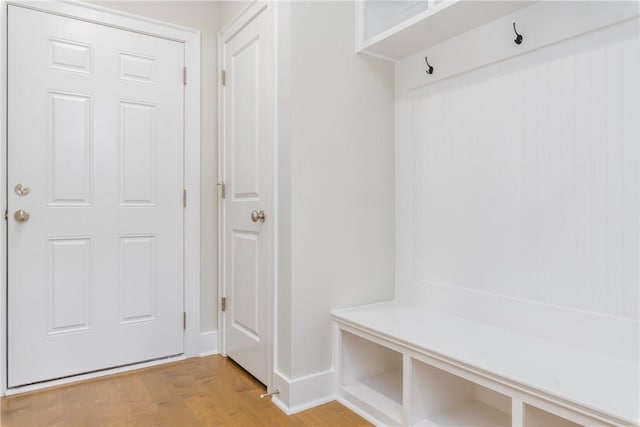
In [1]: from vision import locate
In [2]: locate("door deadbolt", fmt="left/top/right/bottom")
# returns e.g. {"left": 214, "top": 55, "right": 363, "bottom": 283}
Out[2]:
{"left": 251, "top": 210, "right": 266, "bottom": 223}
{"left": 14, "top": 183, "right": 30, "bottom": 196}
{"left": 14, "top": 210, "right": 30, "bottom": 223}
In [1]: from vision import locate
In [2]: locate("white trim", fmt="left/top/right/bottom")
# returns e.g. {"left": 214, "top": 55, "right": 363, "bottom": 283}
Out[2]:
{"left": 218, "top": 0, "right": 262, "bottom": 39}
{"left": 354, "top": 1, "right": 364, "bottom": 55}
{"left": 268, "top": 0, "right": 279, "bottom": 398}
{"left": 270, "top": 396, "right": 291, "bottom": 415}
{"left": 335, "top": 396, "right": 386, "bottom": 426}
{"left": 1, "top": 0, "right": 201, "bottom": 394}
{"left": 272, "top": 369, "right": 337, "bottom": 415}
{"left": 217, "top": 0, "right": 277, "bottom": 392}
{"left": 272, "top": 370, "right": 291, "bottom": 410}
{"left": 272, "top": 394, "right": 337, "bottom": 417}
{"left": 5, "top": 355, "right": 186, "bottom": 396}
{"left": 13, "top": 1, "right": 199, "bottom": 41}
{"left": 0, "top": 0, "right": 7, "bottom": 400}
{"left": 270, "top": 0, "right": 281, "bottom": 400}
{"left": 216, "top": 2, "right": 226, "bottom": 360}
{"left": 198, "top": 330, "right": 219, "bottom": 357}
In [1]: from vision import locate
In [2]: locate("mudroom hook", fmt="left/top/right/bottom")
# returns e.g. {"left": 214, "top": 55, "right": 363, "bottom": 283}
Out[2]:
{"left": 513, "top": 22, "right": 523, "bottom": 45}
{"left": 425, "top": 56, "right": 434, "bottom": 74}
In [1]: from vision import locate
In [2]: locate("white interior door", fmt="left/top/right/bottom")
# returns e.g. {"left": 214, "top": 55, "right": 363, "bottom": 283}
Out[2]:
{"left": 7, "top": 5, "right": 185, "bottom": 387}
{"left": 221, "top": 7, "right": 274, "bottom": 385}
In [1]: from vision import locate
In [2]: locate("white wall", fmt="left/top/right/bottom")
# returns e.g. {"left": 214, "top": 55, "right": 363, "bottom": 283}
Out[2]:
{"left": 217, "top": 0, "right": 395, "bottom": 384}
{"left": 219, "top": 0, "right": 396, "bottom": 388}
{"left": 219, "top": 1, "right": 249, "bottom": 30}
{"left": 90, "top": 0, "right": 221, "bottom": 334}
{"left": 284, "top": 1, "right": 396, "bottom": 379}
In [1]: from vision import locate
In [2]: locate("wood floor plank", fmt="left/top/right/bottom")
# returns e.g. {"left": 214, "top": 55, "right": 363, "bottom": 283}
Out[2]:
{"left": 0, "top": 356, "right": 371, "bottom": 427}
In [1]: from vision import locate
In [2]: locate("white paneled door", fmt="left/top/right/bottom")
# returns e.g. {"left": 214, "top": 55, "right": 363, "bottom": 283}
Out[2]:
{"left": 7, "top": 6, "right": 185, "bottom": 387}
{"left": 221, "top": 6, "right": 273, "bottom": 385}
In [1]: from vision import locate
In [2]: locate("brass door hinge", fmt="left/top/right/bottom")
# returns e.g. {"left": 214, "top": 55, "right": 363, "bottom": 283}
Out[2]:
{"left": 221, "top": 297, "right": 227, "bottom": 312}
{"left": 183, "top": 312, "right": 186, "bottom": 329}
{"left": 183, "top": 67, "right": 187, "bottom": 85}
{"left": 183, "top": 189, "right": 187, "bottom": 208}
{"left": 217, "top": 182, "right": 226, "bottom": 199}
{"left": 221, "top": 70, "right": 226, "bottom": 86}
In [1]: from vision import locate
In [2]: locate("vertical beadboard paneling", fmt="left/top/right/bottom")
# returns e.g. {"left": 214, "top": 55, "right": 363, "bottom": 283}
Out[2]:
{"left": 409, "top": 18, "right": 639, "bottom": 320}
{"left": 621, "top": 19, "right": 640, "bottom": 318}
{"left": 604, "top": 25, "right": 624, "bottom": 317}
{"left": 572, "top": 30, "right": 593, "bottom": 313}
{"left": 589, "top": 28, "right": 608, "bottom": 315}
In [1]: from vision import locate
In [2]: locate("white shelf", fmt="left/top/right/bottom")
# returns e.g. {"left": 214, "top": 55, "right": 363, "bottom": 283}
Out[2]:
{"left": 416, "top": 401, "right": 511, "bottom": 427}
{"left": 359, "top": 371, "right": 403, "bottom": 404}
{"left": 412, "top": 357, "right": 512, "bottom": 427}
{"left": 524, "top": 405, "right": 581, "bottom": 427}
{"left": 342, "top": 372, "right": 404, "bottom": 423}
{"left": 358, "top": 0, "right": 534, "bottom": 61}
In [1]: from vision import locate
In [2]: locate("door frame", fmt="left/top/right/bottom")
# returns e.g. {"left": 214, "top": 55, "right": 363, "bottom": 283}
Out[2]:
{"left": 217, "top": 1, "right": 278, "bottom": 392}
{"left": 0, "top": 0, "right": 201, "bottom": 394}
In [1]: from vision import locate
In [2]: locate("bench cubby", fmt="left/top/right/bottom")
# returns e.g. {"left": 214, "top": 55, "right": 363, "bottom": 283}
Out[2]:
{"left": 524, "top": 405, "right": 581, "bottom": 427}
{"left": 340, "top": 329, "right": 404, "bottom": 425}
{"left": 411, "top": 360, "right": 511, "bottom": 427}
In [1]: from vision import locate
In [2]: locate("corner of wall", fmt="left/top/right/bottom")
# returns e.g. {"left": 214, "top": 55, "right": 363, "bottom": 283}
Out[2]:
{"left": 198, "top": 330, "right": 218, "bottom": 357}
{"left": 271, "top": 369, "right": 336, "bottom": 415}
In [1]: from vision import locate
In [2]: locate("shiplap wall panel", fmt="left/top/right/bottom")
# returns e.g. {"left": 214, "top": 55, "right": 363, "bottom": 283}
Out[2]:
{"left": 409, "top": 18, "right": 639, "bottom": 320}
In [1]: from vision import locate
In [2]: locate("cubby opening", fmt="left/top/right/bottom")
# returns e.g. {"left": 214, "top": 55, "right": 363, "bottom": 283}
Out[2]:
{"left": 412, "top": 360, "right": 511, "bottom": 426}
{"left": 341, "top": 331, "right": 403, "bottom": 422}
{"left": 525, "top": 405, "right": 581, "bottom": 427}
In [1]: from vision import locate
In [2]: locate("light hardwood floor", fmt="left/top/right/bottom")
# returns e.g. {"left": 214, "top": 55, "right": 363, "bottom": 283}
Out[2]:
{"left": 0, "top": 355, "right": 370, "bottom": 426}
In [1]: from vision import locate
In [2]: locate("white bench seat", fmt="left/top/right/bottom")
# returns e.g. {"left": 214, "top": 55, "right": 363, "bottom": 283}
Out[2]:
{"left": 332, "top": 301, "right": 639, "bottom": 426}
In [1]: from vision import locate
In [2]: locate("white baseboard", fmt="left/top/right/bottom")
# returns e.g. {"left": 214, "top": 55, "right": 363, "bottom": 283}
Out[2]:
{"left": 335, "top": 396, "right": 385, "bottom": 426}
{"left": 271, "top": 396, "right": 291, "bottom": 414}
{"left": 271, "top": 369, "right": 336, "bottom": 415}
{"left": 198, "top": 330, "right": 218, "bottom": 356}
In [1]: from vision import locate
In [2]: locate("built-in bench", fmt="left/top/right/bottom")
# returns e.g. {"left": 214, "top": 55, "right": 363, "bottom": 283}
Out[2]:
{"left": 339, "top": 0, "right": 639, "bottom": 425}
{"left": 331, "top": 290, "right": 639, "bottom": 426}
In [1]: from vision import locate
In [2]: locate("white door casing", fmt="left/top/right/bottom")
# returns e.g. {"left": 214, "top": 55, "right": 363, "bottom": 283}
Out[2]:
{"left": 7, "top": 5, "right": 185, "bottom": 387}
{"left": 220, "top": 3, "right": 275, "bottom": 386}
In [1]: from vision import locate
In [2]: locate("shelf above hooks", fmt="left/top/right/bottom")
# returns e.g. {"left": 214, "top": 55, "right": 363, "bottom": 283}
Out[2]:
{"left": 357, "top": 0, "right": 535, "bottom": 61}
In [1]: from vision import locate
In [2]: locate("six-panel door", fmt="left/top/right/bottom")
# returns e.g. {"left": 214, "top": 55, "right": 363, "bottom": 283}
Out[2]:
{"left": 7, "top": 5, "right": 185, "bottom": 387}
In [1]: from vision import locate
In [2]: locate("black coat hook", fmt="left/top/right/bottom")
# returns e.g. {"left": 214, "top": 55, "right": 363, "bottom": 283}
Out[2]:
{"left": 513, "top": 22, "right": 523, "bottom": 45}
{"left": 425, "top": 56, "right": 434, "bottom": 74}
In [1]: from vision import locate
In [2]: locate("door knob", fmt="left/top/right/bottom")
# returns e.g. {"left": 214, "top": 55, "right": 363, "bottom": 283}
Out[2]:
{"left": 251, "top": 210, "right": 266, "bottom": 223}
{"left": 14, "top": 183, "right": 30, "bottom": 196}
{"left": 14, "top": 210, "right": 30, "bottom": 223}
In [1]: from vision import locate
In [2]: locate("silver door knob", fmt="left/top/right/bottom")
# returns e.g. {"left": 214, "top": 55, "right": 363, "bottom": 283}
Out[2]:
{"left": 14, "top": 183, "right": 30, "bottom": 196}
{"left": 14, "top": 210, "right": 30, "bottom": 223}
{"left": 251, "top": 210, "right": 266, "bottom": 223}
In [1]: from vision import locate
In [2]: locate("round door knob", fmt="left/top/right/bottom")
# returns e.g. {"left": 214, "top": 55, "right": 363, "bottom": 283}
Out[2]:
{"left": 14, "top": 183, "right": 30, "bottom": 196}
{"left": 14, "top": 210, "right": 30, "bottom": 223}
{"left": 251, "top": 210, "right": 266, "bottom": 223}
